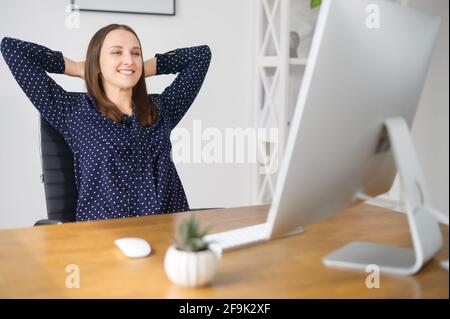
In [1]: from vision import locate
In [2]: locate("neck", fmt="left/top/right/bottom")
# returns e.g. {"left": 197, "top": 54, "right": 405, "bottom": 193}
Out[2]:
{"left": 103, "top": 82, "right": 133, "bottom": 115}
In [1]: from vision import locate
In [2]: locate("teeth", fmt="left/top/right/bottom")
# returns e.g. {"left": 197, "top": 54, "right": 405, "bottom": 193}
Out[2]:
{"left": 118, "top": 70, "right": 133, "bottom": 75}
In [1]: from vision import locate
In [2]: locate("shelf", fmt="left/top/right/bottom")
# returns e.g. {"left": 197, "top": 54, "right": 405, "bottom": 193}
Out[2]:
{"left": 290, "top": 58, "right": 308, "bottom": 65}
{"left": 260, "top": 56, "right": 308, "bottom": 67}
{"left": 254, "top": 0, "right": 314, "bottom": 204}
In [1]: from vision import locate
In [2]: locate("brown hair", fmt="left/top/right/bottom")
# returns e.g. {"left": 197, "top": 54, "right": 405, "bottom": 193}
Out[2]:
{"left": 84, "top": 24, "right": 157, "bottom": 127}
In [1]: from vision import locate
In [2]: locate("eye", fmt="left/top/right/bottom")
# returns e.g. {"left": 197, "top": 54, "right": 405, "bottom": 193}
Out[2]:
{"left": 112, "top": 51, "right": 121, "bottom": 55}
{"left": 133, "top": 52, "right": 141, "bottom": 56}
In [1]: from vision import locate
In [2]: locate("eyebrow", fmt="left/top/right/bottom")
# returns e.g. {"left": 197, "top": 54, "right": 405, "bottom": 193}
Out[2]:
{"left": 109, "top": 45, "right": 141, "bottom": 50}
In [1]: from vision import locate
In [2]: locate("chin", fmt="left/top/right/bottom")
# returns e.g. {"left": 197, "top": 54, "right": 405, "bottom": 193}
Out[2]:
{"left": 114, "top": 80, "right": 139, "bottom": 90}
{"left": 120, "top": 84, "right": 136, "bottom": 90}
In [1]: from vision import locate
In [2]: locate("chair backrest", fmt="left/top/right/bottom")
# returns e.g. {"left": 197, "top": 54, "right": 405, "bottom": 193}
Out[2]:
{"left": 39, "top": 115, "right": 77, "bottom": 222}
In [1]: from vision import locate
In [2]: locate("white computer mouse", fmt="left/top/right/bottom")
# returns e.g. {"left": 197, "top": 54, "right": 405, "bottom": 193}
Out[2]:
{"left": 114, "top": 237, "right": 152, "bottom": 258}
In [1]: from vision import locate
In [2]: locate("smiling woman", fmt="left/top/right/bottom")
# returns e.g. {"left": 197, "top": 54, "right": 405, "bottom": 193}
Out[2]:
{"left": 0, "top": 24, "right": 212, "bottom": 222}
{"left": 84, "top": 24, "right": 157, "bottom": 127}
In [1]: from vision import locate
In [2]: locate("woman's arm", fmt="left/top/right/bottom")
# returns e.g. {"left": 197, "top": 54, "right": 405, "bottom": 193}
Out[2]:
{"left": 144, "top": 57, "right": 157, "bottom": 78}
{"left": 64, "top": 56, "right": 84, "bottom": 79}
{"left": 153, "top": 45, "right": 212, "bottom": 129}
{"left": 0, "top": 37, "right": 74, "bottom": 137}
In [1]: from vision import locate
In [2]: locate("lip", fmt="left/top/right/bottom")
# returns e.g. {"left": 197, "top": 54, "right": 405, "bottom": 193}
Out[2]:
{"left": 117, "top": 69, "right": 135, "bottom": 76}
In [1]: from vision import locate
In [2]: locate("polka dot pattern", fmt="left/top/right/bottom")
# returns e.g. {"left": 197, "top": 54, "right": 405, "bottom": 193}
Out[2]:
{"left": 1, "top": 37, "right": 212, "bottom": 222}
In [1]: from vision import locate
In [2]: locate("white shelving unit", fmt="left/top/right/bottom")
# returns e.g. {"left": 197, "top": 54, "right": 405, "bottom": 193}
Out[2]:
{"left": 252, "top": 0, "right": 318, "bottom": 204}
{"left": 252, "top": 0, "right": 410, "bottom": 206}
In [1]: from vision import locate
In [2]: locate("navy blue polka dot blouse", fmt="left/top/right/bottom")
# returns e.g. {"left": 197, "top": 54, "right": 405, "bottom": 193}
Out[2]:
{"left": 1, "top": 37, "right": 211, "bottom": 222}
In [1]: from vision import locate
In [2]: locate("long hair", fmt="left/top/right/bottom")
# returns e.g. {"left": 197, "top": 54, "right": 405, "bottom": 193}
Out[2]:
{"left": 84, "top": 24, "right": 157, "bottom": 127}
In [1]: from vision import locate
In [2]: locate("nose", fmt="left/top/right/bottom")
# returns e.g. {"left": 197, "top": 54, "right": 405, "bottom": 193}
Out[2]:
{"left": 122, "top": 52, "right": 134, "bottom": 66}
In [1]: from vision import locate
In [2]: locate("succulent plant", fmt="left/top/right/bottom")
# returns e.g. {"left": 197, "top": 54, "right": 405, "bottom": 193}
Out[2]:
{"left": 174, "top": 215, "right": 211, "bottom": 252}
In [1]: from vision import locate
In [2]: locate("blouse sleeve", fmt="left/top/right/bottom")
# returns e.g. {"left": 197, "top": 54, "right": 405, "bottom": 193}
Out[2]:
{"left": 0, "top": 37, "right": 74, "bottom": 137}
{"left": 154, "top": 45, "right": 211, "bottom": 130}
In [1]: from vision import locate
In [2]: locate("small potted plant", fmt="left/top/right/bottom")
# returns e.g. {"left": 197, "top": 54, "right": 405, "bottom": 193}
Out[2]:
{"left": 164, "top": 215, "right": 220, "bottom": 288}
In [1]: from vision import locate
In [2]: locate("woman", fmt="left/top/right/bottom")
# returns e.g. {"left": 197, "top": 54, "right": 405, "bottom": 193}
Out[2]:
{"left": 1, "top": 24, "right": 212, "bottom": 221}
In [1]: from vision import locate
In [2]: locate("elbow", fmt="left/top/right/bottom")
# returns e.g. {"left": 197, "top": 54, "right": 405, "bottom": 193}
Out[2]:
{"left": 1, "top": 37, "right": 9, "bottom": 56}
{"left": 201, "top": 45, "right": 212, "bottom": 62}
{"left": 1, "top": 37, "right": 14, "bottom": 58}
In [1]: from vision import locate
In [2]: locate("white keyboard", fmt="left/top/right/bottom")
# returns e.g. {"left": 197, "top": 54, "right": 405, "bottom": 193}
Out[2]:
{"left": 204, "top": 223, "right": 271, "bottom": 252}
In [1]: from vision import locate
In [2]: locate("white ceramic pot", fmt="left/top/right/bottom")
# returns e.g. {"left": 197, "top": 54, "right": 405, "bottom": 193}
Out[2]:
{"left": 164, "top": 245, "right": 220, "bottom": 288}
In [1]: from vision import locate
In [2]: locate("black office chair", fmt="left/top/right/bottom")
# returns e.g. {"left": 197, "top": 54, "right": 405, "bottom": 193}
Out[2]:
{"left": 35, "top": 115, "right": 221, "bottom": 226}
{"left": 35, "top": 115, "right": 78, "bottom": 225}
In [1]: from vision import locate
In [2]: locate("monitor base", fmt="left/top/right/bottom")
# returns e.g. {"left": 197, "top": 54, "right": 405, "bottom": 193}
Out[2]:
{"left": 323, "top": 118, "right": 444, "bottom": 276}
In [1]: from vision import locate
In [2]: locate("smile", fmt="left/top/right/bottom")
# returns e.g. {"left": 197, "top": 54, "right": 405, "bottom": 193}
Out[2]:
{"left": 117, "top": 69, "right": 135, "bottom": 76}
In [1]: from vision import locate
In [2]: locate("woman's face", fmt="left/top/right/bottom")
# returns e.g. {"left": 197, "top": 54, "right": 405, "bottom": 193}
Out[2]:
{"left": 99, "top": 29, "right": 143, "bottom": 90}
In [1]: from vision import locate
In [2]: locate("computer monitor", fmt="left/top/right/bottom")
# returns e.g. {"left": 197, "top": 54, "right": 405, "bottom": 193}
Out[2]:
{"left": 264, "top": 0, "right": 442, "bottom": 274}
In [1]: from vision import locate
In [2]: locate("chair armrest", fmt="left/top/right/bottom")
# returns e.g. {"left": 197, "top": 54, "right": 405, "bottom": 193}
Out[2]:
{"left": 34, "top": 219, "right": 64, "bottom": 226}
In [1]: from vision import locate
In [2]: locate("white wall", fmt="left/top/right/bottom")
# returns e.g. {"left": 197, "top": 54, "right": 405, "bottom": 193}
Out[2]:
{"left": 0, "top": 0, "right": 255, "bottom": 229}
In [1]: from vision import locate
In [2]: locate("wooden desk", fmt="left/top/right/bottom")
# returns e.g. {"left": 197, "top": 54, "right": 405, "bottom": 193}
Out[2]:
{"left": 0, "top": 204, "right": 447, "bottom": 298}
